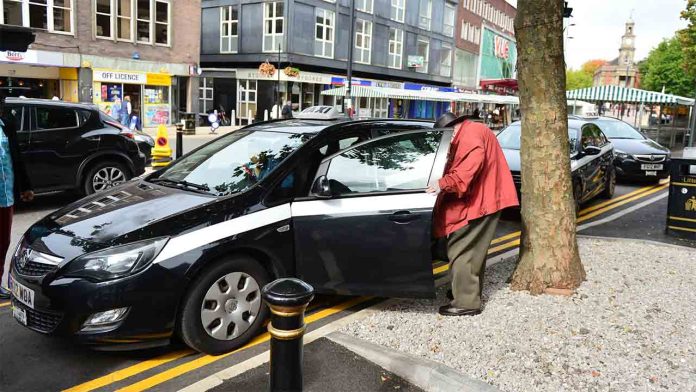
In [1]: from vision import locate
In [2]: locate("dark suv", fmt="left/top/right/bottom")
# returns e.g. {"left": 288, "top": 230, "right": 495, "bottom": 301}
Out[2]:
{"left": 4, "top": 98, "right": 148, "bottom": 195}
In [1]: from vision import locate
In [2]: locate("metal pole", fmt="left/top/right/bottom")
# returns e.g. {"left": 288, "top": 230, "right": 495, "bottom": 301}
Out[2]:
{"left": 638, "top": 101, "right": 644, "bottom": 132}
{"left": 346, "top": 0, "right": 356, "bottom": 118}
{"left": 278, "top": 44, "right": 282, "bottom": 118}
{"left": 175, "top": 123, "right": 184, "bottom": 159}
{"left": 263, "top": 278, "right": 314, "bottom": 392}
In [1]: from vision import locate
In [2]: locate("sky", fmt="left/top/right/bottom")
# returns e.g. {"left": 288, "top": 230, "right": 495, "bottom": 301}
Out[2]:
{"left": 505, "top": 0, "right": 688, "bottom": 69}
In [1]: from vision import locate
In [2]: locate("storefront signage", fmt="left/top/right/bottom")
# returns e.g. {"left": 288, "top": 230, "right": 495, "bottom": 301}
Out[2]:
{"left": 330, "top": 77, "right": 371, "bottom": 86}
{"left": 1, "top": 50, "right": 64, "bottom": 67}
{"left": 238, "top": 69, "right": 332, "bottom": 84}
{"left": 146, "top": 73, "right": 171, "bottom": 86}
{"left": 404, "top": 82, "right": 456, "bottom": 92}
{"left": 480, "top": 27, "right": 517, "bottom": 80}
{"left": 94, "top": 70, "right": 147, "bottom": 84}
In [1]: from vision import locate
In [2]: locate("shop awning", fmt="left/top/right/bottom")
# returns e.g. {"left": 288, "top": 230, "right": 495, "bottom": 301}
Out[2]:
{"left": 321, "top": 86, "right": 521, "bottom": 105}
{"left": 480, "top": 78, "right": 518, "bottom": 90}
{"left": 566, "top": 86, "right": 694, "bottom": 106}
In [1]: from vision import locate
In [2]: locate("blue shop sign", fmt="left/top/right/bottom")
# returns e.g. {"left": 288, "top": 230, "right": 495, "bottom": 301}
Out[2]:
{"left": 403, "top": 82, "right": 456, "bottom": 92}
{"left": 331, "top": 77, "right": 371, "bottom": 86}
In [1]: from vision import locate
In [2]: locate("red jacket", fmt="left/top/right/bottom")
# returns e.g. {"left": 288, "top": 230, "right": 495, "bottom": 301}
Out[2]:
{"left": 433, "top": 121, "right": 519, "bottom": 238}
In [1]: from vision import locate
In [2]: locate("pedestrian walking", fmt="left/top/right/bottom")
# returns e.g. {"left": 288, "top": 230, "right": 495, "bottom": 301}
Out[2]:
{"left": 427, "top": 112, "right": 518, "bottom": 316}
{"left": 281, "top": 101, "right": 293, "bottom": 119}
{"left": 0, "top": 97, "right": 34, "bottom": 299}
{"left": 121, "top": 96, "right": 132, "bottom": 126}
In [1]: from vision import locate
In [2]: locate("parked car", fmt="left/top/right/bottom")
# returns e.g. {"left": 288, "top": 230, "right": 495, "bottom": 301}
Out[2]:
{"left": 99, "top": 111, "right": 154, "bottom": 159}
{"left": 4, "top": 98, "right": 148, "bottom": 195}
{"left": 497, "top": 119, "right": 616, "bottom": 212}
{"left": 9, "top": 117, "right": 450, "bottom": 355}
{"left": 586, "top": 116, "right": 670, "bottom": 181}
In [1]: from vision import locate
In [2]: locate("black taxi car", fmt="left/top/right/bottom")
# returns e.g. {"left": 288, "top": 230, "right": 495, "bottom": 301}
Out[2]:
{"left": 10, "top": 117, "right": 452, "bottom": 354}
{"left": 497, "top": 118, "right": 616, "bottom": 211}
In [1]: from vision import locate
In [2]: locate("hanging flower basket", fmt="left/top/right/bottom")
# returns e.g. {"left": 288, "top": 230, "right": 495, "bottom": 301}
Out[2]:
{"left": 284, "top": 67, "right": 300, "bottom": 77}
{"left": 259, "top": 61, "right": 276, "bottom": 77}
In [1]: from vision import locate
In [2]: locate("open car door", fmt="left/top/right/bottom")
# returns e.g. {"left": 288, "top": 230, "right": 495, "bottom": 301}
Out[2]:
{"left": 291, "top": 128, "right": 452, "bottom": 298}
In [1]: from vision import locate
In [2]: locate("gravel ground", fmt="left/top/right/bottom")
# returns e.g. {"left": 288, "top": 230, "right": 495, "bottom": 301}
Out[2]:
{"left": 341, "top": 238, "right": 696, "bottom": 391}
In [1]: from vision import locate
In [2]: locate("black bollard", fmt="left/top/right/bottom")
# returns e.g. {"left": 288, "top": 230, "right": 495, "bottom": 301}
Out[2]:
{"left": 262, "top": 278, "right": 314, "bottom": 392}
{"left": 175, "top": 123, "right": 184, "bottom": 159}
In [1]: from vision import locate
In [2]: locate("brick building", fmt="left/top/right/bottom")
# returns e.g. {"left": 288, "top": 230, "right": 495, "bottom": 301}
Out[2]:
{"left": 453, "top": 0, "right": 516, "bottom": 92}
{"left": 593, "top": 18, "right": 640, "bottom": 88}
{"left": 0, "top": 0, "right": 200, "bottom": 127}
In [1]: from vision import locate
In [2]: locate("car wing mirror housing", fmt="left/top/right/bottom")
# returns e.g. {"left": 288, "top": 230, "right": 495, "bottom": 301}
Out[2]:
{"left": 583, "top": 146, "right": 601, "bottom": 156}
{"left": 311, "top": 175, "right": 332, "bottom": 199}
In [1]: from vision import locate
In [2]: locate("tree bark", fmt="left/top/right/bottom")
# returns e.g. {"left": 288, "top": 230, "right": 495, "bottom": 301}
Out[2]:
{"left": 510, "top": 0, "right": 586, "bottom": 294}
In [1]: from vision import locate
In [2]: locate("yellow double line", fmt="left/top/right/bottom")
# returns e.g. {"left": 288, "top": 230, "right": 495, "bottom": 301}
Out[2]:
{"left": 61, "top": 182, "right": 666, "bottom": 391}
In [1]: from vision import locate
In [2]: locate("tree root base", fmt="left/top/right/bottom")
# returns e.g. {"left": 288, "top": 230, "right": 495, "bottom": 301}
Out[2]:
{"left": 543, "top": 287, "right": 575, "bottom": 296}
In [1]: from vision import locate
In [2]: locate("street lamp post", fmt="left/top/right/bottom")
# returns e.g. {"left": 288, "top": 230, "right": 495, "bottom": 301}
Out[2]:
{"left": 277, "top": 44, "right": 282, "bottom": 118}
{"left": 346, "top": 0, "right": 356, "bottom": 118}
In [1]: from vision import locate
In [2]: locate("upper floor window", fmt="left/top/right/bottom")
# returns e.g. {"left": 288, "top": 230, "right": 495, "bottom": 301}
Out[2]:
{"left": 443, "top": 3, "right": 455, "bottom": 37}
{"left": 354, "top": 19, "right": 372, "bottom": 64}
{"left": 95, "top": 0, "right": 169, "bottom": 45}
{"left": 390, "top": 0, "right": 404, "bottom": 23}
{"left": 418, "top": 0, "right": 431, "bottom": 30}
{"left": 1, "top": 0, "right": 74, "bottom": 34}
{"left": 263, "top": 2, "right": 284, "bottom": 52}
{"left": 416, "top": 38, "right": 429, "bottom": 74}
{"left": 355, "top": 0, "right": 373, "bottom": 14}
{"left": 315, "top": 8, "right": 334, "bottom": 58}
{"left": 220, "top": 6, "right": 238, "bottom": 53}
{"left": 439, "top": 45, "right": 452, "bottom": 77}
{"left": 388, "top": 27, "right": 403, "bottom": 69}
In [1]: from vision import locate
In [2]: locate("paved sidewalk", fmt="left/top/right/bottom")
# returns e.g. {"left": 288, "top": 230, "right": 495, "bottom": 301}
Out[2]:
{"left": 143, "top": 125, "right": 241, "bottom": 139}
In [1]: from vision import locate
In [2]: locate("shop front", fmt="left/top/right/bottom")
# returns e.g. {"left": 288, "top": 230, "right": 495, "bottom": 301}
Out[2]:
{"left": 92, "top": 69, "right": 172, "bottom": 128}
{"left": 0, "top": 49, "right": 78, "bottom": 101}
{"left": 403, "top": 83, "right": 454, "bottom": 120}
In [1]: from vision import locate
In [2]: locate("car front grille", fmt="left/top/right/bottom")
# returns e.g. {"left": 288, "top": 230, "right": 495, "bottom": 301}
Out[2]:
{"left": 14, "top": 260, "right": 57, "bottom": 277}
{"left": 12, "top": 300, "right": 64, "bottom": 333}
{"left": 634, "top": 154, "right": 667, "bottom": 163}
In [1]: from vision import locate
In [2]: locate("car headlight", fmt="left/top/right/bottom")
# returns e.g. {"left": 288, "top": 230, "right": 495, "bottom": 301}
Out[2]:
{"left": 614, "top": 149, "right": 631, "bottom": 160}
{"left": 63, "top": 238, "right": 168, "bottom": 281}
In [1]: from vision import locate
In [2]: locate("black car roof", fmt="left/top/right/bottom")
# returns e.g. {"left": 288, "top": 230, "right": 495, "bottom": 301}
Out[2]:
{"left": 5, "top": 97, "right": 98, "bottom": 110}
{"left": 242, "top": 118, "right": 434, "bottom": 135}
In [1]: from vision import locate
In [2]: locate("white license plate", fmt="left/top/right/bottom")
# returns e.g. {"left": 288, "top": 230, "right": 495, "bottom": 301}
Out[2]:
{"left": 645, "top": 171, "right": 657, "bottom": 176}
{"left": 10, "top": 276, "right": 35, "bottom": 309}
{"left": 12, "top": 306, "right": 27, "bottom": 326}
{"left": 641, "top": 164, "right": 663, "bottom": 171}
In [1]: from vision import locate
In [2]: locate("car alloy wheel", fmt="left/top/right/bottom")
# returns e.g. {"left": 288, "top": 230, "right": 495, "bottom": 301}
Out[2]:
{"left": 92, "top": 167, "right": 127, "bottom": 192}
{"left": 200, "top": 272, "right": 262, "bottom": 341}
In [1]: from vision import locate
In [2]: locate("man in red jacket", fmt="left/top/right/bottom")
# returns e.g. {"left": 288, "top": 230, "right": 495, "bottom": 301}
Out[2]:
{"left": 427, "top": 113, "right": 518, "bottom": 316}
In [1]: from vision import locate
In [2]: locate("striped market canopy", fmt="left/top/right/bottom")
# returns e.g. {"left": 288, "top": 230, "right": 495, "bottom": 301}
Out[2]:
{"left": 566, "top": 86, "right": 694, "bottom": 106}
{"left": 321, "top": 86, "right": 521, "bottom": 105}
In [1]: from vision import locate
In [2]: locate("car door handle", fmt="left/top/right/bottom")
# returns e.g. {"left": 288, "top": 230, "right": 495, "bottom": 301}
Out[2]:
{"left": 389, "top": 211, "right": 420, "bottom": 224}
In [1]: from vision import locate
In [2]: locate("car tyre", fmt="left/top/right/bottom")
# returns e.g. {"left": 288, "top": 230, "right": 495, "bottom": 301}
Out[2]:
{"left": 83, "top": 160, "right": 131, "bottom": 195}
{"left": 600, "top": 168, "right": 616, "bottom": 199}
{"left": 177, "top": 256, "right": 270, "bottom": 355}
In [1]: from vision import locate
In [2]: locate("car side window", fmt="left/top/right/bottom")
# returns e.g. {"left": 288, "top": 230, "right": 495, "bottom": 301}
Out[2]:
{"left": 581, "top": 124, "right": 600, "bottom": 149}
{"left": 3, "top": 105, "right": 24, "bottom": 132}
{"left": 35, "top": 107, "right": 78, "bottom": 130}
{"left": 325, "top": 131, "right": 442, "bottom": 196}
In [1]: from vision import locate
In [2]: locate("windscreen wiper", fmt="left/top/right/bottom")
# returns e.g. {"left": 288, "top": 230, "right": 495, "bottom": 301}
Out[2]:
{"left": 150, "top": 178, "right": 211, "bottom": 193}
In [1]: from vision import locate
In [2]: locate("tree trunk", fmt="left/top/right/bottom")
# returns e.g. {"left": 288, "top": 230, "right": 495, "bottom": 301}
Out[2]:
{"left": 510, "top": 0, "right": 586, "bottom": 294}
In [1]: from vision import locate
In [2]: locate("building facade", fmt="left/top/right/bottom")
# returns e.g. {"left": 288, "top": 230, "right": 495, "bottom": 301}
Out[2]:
{"left": 593, "top": 18, "right": 640, "bottom": 88}
{"left": 200, "top": 0, "right": 461, "bottom": 123}
{"left": 453, "top": 0, "right": 516, "bottom": 93}
{"left": 0, "top": 0, "right": 201, "bottom": 127}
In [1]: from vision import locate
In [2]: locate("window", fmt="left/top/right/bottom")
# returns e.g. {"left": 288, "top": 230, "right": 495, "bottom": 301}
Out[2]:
{"left": 117, "top": 0, "right": 132, "bottom": 40}
{"left": 439, "top": 45, "right": 452, "bottom": 77}
{"left": 462, "top": 0, "right": 469, "bottom": 9}
{"left": 418, "top": 0, "right": 431, "bottom": 30}
{"left": 355, "top": 0, "right": 372, "bottom": 13}
{"left": 581, "top": 124, "right": 607, "bottom": 149}
{"left": 263, "top": 2, "right": 284, "bottom": 52}
{"left": 388, "top": 28, "right": 403, "bottom": 69}
{"left": 35, "top": 107, "right": 78, "bottom": 130}
{"left": 373, "top": 98, "right": 388, "bottom": 118}
{"left": 136, "top": 0, "right": 151, "bottom": 43}
{"left": 325, "top": 132, "right": 442, "bottom": 195}
{"left": 443, "top": 3, "right": 454, "bottom": 37}
{"left": 95, "top": 0, "right": 112, "bottom": 37}
{"left": 154, "top": 0, "right": 168, "bottom": 44}
{"left": 354, "top": 19, "right": 371, "bottom": 64}
{"left": 198, "top": 77, "right": 214, "bottom": 113}
{"left": 220, "top": 6, "right": 238, "bottom": 53}
{"left": 315, "top": 8, "right": 334, "bottom": 58}
{"left": 1, "top": 0, "right": 73, "bottom": 33}
{"left": 416, "top": 39, "right": 429, "bottom": 74}
{"left": 390, "top": 0, "right": 404, "bottom": 22}
{"left": 238, "top": 79, "right": 257, "bottom": 124}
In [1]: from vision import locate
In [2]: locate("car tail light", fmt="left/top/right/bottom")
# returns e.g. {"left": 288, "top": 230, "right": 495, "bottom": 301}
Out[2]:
{"left": 105, "top": 120, "right": 134, "bottom": 139}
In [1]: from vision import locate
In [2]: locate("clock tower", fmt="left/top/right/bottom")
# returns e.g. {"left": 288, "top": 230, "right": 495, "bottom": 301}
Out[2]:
{"left": 619, "top": 18, "right": 636, "bottom": 67}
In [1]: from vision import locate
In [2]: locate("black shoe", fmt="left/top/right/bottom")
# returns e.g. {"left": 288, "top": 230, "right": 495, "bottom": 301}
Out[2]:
{"left": 0, "top": 287, "right": 10, "bottom": 300}
{"left": 446, "top": 290, "right": 453, "bottom": 301}
{"left": 438, "top": 305, "right": 481, "bottom": 317}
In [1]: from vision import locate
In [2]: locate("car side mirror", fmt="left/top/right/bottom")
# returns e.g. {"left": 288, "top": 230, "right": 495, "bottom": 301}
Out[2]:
{"left": 310, "top": 175, "right": 332, "bottom": 199}
{"left": 583, "top": 146, "right": 601, "bottom": 156}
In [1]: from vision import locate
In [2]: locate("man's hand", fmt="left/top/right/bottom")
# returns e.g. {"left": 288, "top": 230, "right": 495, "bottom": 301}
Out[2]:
{"left": 425, "top": 182, "right": 440, "bottom": 195}
{"left": 20, "top": 191, "right": 34, "bottom": 202}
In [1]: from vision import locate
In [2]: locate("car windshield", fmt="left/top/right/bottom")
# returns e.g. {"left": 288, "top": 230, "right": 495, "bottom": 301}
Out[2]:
{"left": 592, "top": 119, "right": 644, "bottom": 139}
{"left": 153, "top": 130, "right": 311, "bottom": 196}
{"left": 497, "top": 124, "right": 579, "bottom": 154}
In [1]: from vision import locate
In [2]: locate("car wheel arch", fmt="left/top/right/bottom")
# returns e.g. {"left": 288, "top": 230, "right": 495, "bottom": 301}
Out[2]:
{"left": 77, "top": 152, "right": 135, "bottom": 188}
